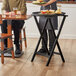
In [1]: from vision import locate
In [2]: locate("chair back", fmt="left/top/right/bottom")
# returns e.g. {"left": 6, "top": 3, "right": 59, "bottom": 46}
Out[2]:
{"left": 0, "top": 15, "right": 2, "bottom": 24}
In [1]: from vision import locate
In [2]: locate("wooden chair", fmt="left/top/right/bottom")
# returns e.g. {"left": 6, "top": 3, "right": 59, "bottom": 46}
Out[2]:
{"left": 0, "top": 15, "right": 14, "bottom": 64}
{"left": 19, "top": 27, "right": 27, "bottom": 51}
{"left": 19, "top": 15, "right": 32, "bottom": 50}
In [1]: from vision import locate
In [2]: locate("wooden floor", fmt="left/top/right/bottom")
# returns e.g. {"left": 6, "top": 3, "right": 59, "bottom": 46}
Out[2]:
{"left": 0, "top": 38, "right": 76, "bottom": 76}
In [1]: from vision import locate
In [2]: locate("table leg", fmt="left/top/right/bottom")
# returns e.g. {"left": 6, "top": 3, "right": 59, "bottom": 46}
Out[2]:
{"left": 19, "top": 31, "right": 22, "bottom": 51}
{"left": 31, "top": 16, "right": 49, "bottom": 62}
{"left": 23, "top": 28, "right": 27, "bottom": 48}
{"left": 31, "top": 37, "right": 42, "bottom": 62}
{"left": 46, "top": 16, "right": 66, "bottom": 66}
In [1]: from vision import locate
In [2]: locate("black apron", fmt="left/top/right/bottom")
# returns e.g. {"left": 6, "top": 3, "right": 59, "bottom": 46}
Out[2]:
{"left": 39, "top": 1, "right": 58, "bottom": 30}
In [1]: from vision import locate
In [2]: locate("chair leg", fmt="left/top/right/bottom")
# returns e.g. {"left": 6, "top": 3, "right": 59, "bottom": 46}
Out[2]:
{"left": 8, "top": 37, "right": 14, "bottom": 59}
{"left": 19, "top": 31, "right": 22, "bottom": 51}
{"left": 23, "top": 28, "right": 27, "bottom": 48}
{"left": 1, "top": 41, "right": 4, "bottom": 64}
{"left": 10, "top": 38, "right": 15, "bottom": 59}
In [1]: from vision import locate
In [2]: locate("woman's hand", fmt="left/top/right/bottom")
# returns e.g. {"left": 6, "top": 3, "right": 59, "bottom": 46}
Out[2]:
{"left": 40, "top": 4, "right": 47, "bottom": 6}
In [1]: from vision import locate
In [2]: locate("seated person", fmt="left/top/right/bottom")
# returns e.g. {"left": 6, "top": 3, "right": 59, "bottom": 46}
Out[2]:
{"left": 1, "top": 0, "right": 27, "bottom": 55}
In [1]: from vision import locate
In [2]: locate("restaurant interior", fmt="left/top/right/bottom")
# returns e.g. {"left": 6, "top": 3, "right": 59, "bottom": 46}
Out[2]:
{"left": 0, "top": 0, "right": 76, "bottom": 76}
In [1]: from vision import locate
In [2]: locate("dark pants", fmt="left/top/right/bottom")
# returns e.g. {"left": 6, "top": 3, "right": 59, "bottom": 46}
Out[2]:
{"left": 40, "top": 29, "right": 55, "bottom": 50}
{"left": 1, "top": 20, "right": 24, "bottom": 48}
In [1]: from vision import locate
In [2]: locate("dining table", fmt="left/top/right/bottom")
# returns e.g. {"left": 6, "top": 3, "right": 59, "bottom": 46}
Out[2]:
{"left": 0, "top": 14, "right": 31, "bottom": 58}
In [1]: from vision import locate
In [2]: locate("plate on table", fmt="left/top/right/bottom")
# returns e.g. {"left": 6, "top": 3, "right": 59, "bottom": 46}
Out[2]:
{"left": 40, "top": 10, "right": 55, "bottom": 15}
{"left": 40, "top": 10, "right": 63, "bottom": 15}
{"left": 32, "top": 1, "right": 46, "bottom": 5}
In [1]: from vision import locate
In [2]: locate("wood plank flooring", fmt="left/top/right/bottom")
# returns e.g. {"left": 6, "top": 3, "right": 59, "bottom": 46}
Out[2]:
{"left": 0, "top": 38, "right": 76, "bottom": 76}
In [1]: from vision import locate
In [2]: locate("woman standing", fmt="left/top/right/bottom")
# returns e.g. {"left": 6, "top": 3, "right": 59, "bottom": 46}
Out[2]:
{"left": 38, "top": 0, "right": 58, "bottom": 53}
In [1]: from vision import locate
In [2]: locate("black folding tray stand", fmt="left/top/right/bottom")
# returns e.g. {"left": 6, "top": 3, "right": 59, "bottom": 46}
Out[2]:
{"left": 31, "top": 12, "right": 68, "bottom": 66}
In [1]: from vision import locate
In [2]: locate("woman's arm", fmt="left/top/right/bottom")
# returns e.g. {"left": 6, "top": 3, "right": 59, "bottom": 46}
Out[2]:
{"left": 42, "top": 0, "right": 56, "bottom": 6}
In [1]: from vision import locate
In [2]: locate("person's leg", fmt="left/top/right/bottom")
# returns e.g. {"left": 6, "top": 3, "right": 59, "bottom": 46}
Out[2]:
{"left": 42, "top": 29, "right": 48, "bottom": 50}
{"left": 48, "top": 30, "right": 55, "bottom": 51}
{"left": 1, "top": 20, "right": 7, "bottom": 47}
{"left": 13, "top": 27, "right": 20, "bottom": 47}
{"left": 38, "top": 17, "right": 48, "bottom": 53}
{"left": 38, "top": 29, "right": 48, "bottom": 53}
{"left": 12, "top": 20, "right": 24, "bottom": 54}
{"left": 13, "top": 27, "right": 21, "bottom": 54}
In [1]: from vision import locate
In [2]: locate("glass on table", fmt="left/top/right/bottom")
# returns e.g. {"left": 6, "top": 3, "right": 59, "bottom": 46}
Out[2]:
{"left": 13, "top": 7, "right": 18, "bottom": 15}
{"left": 15, "top": 11, "right": 21, "bottom": 18}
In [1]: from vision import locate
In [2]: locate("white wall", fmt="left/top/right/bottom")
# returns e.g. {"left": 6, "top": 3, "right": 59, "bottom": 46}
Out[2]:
{"left": 0, "top": 3, "right": 76, "bottom": 39}
{"left": 25, "top": 3, "right": 76, "bottom": 39}
{"left": 58, "top": 4, "right": 76, "bottom": 39}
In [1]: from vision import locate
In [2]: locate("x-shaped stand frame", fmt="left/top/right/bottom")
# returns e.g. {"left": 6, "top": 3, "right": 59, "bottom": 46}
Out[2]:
{"left": 31, "top": 13, "right": 68, "bottom": 66}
